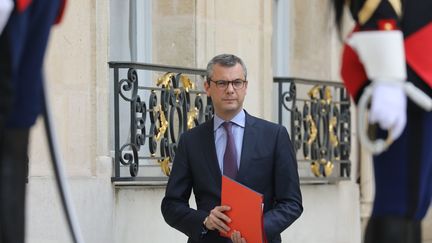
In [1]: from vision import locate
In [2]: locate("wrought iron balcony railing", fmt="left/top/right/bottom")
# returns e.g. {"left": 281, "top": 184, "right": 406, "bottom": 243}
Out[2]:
{"left": 109, "top": 62, "right": 352, "bottom": 184}
{"left": 274, "top": 77, "right": 352, "bottom": 183}
{"left": 109, "top": 62, "right": 211, "bottom": 182}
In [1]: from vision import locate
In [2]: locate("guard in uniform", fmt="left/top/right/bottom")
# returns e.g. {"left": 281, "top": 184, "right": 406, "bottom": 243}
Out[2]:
{"left": 0, "top": 0, "right": 66, "bottom": 242}
{"left": 333, "top": 0, "right": 432, "bottom": 242}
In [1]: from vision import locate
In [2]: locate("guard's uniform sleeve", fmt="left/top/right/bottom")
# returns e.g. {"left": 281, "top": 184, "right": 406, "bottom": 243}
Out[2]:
{"left": 15, "top": 0, "right": 66, "bottom": 24}
{"left": 15, "top": 0, "right": 31, "bottom": 12}
{"left": 340, "top": 0, "right": 403, "bottom": 102}
{"left": 54, "top": 0, "right": 66, "bottom": 24}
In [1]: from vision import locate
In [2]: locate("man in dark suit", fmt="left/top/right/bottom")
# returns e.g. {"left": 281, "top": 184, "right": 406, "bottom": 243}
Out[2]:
{"left": 161, "top": 54, "right": 303, "bottom": 243}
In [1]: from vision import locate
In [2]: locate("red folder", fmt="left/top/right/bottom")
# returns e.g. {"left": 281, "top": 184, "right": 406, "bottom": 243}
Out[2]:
{"left": 220, "top": 175, "right": 267, "bottom": 243}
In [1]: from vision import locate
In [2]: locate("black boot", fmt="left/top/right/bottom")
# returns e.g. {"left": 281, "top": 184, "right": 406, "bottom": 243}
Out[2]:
{"left": 364, "top": 217, "right": 421, "bottom": 243}
{"left": 0, "top": 129, "right": 30, "bottom": 243}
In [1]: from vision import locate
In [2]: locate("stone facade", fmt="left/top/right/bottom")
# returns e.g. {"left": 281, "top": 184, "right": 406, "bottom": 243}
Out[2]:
{"left": 23, "top": 0, "right": 431, "bottom": 243}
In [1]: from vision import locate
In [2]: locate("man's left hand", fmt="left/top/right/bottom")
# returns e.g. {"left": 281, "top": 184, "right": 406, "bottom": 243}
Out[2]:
{"left": 231, "top": 230, "right": 247, "bottom": 243}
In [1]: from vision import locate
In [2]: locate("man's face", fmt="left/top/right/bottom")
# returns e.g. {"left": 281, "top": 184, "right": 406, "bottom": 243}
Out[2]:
{"left": 204, "top": 63, "right": 248, "bottom": 120}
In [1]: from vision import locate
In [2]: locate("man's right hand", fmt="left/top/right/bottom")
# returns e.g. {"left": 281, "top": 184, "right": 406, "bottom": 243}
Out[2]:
{"left": 204, "top": 205, "right": 231, "bottom": 234}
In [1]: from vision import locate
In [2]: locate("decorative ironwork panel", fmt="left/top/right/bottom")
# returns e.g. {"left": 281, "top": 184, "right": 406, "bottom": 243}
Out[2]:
{"left": 110, "top": 64, "right": 352, "bottom": 183}
{"left": 274, "top": 77, "right": 352, "bottom": 183}
{"left": 110, "top": 62, "right": 212, "bottom": 182}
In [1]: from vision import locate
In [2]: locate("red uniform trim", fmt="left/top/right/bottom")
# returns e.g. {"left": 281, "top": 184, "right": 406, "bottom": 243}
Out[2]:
{"left": 341, "top": 22, "right": 432, "bottom": 101}
{"left": 55, "top": 0, "right": 67, "bottom": 24}
{"left": 16, "top": 0, "right": 66, "bottom": 24}
{"left": 341, "top": 43, "right": 368, "bottom": 100}
{"left": 377, "top": 19, "right": 397, "bottom": 31}
{"left": 16, "top": 0, "right": 32, "bottom": 12}
{"left": 405, "top": 22, "right": 432, "bottom": 89}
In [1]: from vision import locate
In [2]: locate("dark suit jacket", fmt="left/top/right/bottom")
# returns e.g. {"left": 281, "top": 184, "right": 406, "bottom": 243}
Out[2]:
{"left": 161, "top": 111, "right": 303, "bottom": 243}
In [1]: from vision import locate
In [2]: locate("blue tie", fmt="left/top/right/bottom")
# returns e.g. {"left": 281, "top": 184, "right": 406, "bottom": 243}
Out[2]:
{"left": 222, "top": 122, "right": 238, "bottom": 179}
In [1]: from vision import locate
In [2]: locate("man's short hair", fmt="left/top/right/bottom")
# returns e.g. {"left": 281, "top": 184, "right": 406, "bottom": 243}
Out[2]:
{"left": 206, "top": 54, "right": 247, "bottom": 82}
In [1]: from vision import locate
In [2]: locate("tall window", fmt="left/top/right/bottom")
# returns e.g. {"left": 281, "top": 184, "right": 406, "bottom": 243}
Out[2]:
{"left": 272, "top": 0, "right": 291, "bottom": 76}
{"left": 110, "top": 0, "right": 152, "bottom": 63}
{"left": 109, "top": 0, "right": 153, "bottom": 158}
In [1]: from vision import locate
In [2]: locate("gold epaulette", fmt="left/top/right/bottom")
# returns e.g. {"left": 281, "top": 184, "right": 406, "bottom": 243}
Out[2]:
{"left": 388, "top": 0, "right": 402, "bottom": 18}
{"left": 358, "top": 0, "right": 402, "bottom": 25}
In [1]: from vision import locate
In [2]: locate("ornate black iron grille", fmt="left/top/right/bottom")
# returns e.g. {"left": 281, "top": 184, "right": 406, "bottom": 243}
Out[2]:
{"left": 109, "top": 62, "right": 212, "bottom": 182}
{"left": 274, "top": 77, "right": 352, "bottom": 183}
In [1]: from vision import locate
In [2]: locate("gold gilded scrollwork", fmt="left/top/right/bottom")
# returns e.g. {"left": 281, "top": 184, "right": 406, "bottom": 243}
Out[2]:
{"left": 153, "top": 73, "right": 199, "bottom": 176}
{"left": 310, "top": 159, "right": 334, "bottom": 177}
{"left": 308, "top": 85, "right": 320, "bottom": 100}
{"left": 157, "top": 72, "right": 174, "bottom": 88}
{"left": 157, "top": 73, "right": 195, "bottom": 91}
{"left": 170, "top": 74, "right": 197, "bottom": 103}
{"left": 324, "top": 160, "right": 334, "bottom": 177}
{"left": 319, "top": 86, "right": 332, "bottom": 113}
{"left": 180, "top": 74, "right": 195, "bottom": 93}
{"left": 306, "top": 114, "right": 317, "bottom": 145}
{"left": 158, "top": 157, "right": 171, "bottom": 176}
{"left": 307, "top": 85, "right": 338, "bottom": 177}
{"left": 329, "top": 116, "right": 339, "bottom": 147}
{"left": 173, "top": 88, "right": 182, "bottom": 103}
{"left": 155, "top": 105, "right": 169, "bottom": 141}
{"left": 323, "top": 86, "right": 332, "bottom": 105}
{"left": 310, "top": 161, "right": 321, "bottom": 177}
{"left": 187, "top": 107, "right": 198, "bottom": 130}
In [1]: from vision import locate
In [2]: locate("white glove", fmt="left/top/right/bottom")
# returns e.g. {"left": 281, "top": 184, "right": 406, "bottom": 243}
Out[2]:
{"left": 369, "top": 83, "right": 407, "bottom": 140}
{"left": 0, "top": 0, "right": 13, "bottom": 34}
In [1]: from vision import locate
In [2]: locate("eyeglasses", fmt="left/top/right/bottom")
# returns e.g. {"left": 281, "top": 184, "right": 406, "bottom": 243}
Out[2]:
{"left": 208, "top": 79, "right": 247, "bottom": 90}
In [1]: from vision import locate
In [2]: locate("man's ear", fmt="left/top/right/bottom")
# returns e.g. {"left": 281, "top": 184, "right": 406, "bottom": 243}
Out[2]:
{"left": 204, "top": 81, "right": 211, "bottom": 96}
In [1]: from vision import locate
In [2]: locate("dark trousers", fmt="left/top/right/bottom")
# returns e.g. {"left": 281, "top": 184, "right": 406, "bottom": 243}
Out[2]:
{"left": 0, "top": 0, "right": 62, "bottom": 242}
{"left": 365, "top": 217, "right": 421, "bottom": 243}
{"left": 366, "top": 101, "right": 432, "bottom": 243}
{"left": 0, "top": 128, "right": 29, "bottom": 243}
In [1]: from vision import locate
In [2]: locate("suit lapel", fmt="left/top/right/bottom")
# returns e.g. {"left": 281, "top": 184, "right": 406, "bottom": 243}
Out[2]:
{"left": 201, "top": 119, "right": 222, "bottom": 187}
{"left": 237, "top": 112, "right": 257, "bottom": 181}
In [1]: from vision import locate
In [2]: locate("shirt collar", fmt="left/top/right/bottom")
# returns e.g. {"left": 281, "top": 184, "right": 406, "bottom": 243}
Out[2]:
{"left": 213, "top": 110, "right": 246, "bottom": 131}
